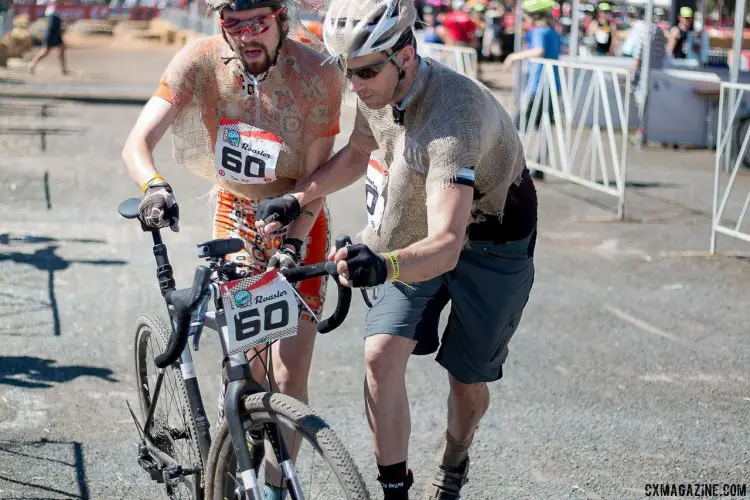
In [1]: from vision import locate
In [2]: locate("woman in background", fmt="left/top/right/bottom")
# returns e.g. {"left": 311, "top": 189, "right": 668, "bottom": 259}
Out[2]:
{"left": 29, "top": 0, "right": 68, "bottom": 75}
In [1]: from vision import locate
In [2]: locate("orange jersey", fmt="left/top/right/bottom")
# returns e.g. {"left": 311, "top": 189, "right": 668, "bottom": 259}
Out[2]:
{"left": 155, "top": 35, "right": 344, "bottom": 200}
{"left": 213, "top": 188, "right": 330, "bottom": 323}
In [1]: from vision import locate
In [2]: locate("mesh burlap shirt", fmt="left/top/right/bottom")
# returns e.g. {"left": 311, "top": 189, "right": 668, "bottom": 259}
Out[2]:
{"left": 352, "top": 57, "right": 527, "bottom": 252}
{"left": 155, "top": 35, "right": 344, "bottom": 200}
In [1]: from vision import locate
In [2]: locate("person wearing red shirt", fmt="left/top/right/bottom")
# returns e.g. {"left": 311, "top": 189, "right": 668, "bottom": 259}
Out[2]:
{"left": 437, "top": 8, "right": 478, "bottom": 45}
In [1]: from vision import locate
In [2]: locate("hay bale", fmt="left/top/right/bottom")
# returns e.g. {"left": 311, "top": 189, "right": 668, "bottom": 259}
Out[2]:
{"left": 112, "top": 20, "right": 151, "bottom": 38}
{"left": 149, "top": 17, "right": 177, "bottom": 44}
{"left": 68, "top": 19, "right": 114, "bottom": 36}
{"left": 3, "top": 26, "right": 33, "bottom": 58}
{"left": 12, "top": 14, "right": 30, "bottom": 29}
{"left": 29, "top": 18, "right": 47, "bottom": 43}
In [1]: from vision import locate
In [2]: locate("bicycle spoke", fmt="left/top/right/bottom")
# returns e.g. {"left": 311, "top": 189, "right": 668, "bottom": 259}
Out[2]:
{"left": 139, "top": 323, "right": 201, "bottom": 499}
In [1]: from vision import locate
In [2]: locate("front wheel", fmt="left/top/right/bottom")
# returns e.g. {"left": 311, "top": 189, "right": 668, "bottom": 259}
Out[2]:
{"left": 204, "top": 392, "right": 370, "bottom": 500}
{"left": 134, "top": 313, "right": 203, "bottom": 499}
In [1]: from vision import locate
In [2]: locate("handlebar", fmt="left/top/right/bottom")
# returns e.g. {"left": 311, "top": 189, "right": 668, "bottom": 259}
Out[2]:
{"left": 280, "top": 235, "right": 352, "bottom": 334}
{"left": 153, "top": 236, "right": 353, "bottom": 369}
{"left": 120, "top": 191, "right": 354, "bottom": 369}
{"left": 154, "top": 266, "right": 212, "bottom": 369}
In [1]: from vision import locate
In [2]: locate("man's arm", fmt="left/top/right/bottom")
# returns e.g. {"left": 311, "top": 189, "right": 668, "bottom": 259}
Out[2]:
{"left": 382, "top": 184, "right": 473, "bottom": 283}
{"left": 609, "top": 25, "right": 618, "bottom": 55}
{"left": 503, "top": 47, "right": 545, "bottom": 68}
{"left": 292, "top": 141, "right": 371, "bottom": 206}
{"left": 282, "top": 135, "right": 336, "bottom": 242}
{"left": 331, "top": 183, "right": 473, "bottom": 287}
{"left": 667, "top": 26, "right": 679, "bottom": 54}
{"left": 255, "top": 140, "right": 371, "bottom": 234}
{"left": 122, "top": 96, "right": 178, "bottom": 188}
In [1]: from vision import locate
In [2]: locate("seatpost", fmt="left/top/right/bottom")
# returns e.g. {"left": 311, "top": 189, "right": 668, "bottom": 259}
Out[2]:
{"left": 150, "top": 230, "right": 176, "bottom": 296}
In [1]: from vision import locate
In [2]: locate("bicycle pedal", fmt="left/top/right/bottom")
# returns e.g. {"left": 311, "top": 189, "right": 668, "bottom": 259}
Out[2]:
{"left": 163, "top": 464, "right": 184, "bottom": 487}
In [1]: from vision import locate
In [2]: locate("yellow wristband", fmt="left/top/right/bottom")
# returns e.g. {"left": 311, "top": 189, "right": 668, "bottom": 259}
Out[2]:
{"left": 141, "top": 174, "right": 166, "bottom": 193}
{"left": 386, "top": 251, "right": 399, "bottom": 282}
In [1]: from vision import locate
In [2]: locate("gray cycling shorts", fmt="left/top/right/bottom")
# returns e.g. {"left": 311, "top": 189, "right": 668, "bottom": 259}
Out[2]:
{"left": 364, "top": 230, "right": 536, "bottom": 384}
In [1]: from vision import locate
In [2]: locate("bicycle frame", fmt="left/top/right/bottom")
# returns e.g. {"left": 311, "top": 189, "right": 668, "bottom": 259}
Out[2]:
{"left": 139, "top": 229, "right": 308, "bottom": 500}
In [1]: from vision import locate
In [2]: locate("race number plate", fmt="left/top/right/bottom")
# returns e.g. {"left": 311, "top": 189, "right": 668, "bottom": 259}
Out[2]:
{"left": 220, "top": 270, "right": 299, "bottom": 355}
{"left": 365, "top": 154, "right": 388, "bottom": 232}
{"left": 214, "top": 118, "right": 283, "bottom": 184}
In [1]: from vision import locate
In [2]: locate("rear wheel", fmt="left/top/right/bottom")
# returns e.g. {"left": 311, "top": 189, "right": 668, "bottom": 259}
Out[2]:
{"left": 134, "top": 313, "right": 204, "bottom": 499}
{"left": 205, "top": 392, "right": 370, "bottom": 500}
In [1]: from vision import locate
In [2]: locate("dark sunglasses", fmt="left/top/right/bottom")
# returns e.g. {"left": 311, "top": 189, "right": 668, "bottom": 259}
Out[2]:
{"left": 220, "top": 7, "right": 285, "bottom": 37}
{"left": 336, "top": 52, "right": 398, "bottom": 80}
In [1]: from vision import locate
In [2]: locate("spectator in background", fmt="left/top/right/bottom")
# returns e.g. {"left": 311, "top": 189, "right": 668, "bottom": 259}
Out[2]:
{"left": 667, "top": 6, "right": 693, "bottom": 59}
{"left": 436, "top": 4, "right": 478, "bottom": 46}
{"left": 481, "top": 2, "right": 505, "bottom": 61}
{"left": 620, "top": 6, "right": 647, "bottom": 57}
{"left": 469, "top": 1, "right": 490, "bottom": 60}
{"left": 632, "top": 7, "right": 666, "bottom": 108}
{"left": 28, "top": 0, "right": 68, "bottom": 75}
{"left": 503, "top": 0, "right": 561, "bottom": 180}
{"left": 422, "top": 4, "right": 445, "bottom": 43}
{"left": 587, "top": 2, "right": 617, "bottom": 56}
{"left": 498, "top": 1, "right": 517, "bottom": 61}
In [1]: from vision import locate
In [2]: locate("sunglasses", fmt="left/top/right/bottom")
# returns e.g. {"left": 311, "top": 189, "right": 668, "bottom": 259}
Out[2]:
{"left": 220, "top": 8, "right": 285, "bottom": 37}
{"left": 336, "top": 52, "right": 399, "bottom": 80}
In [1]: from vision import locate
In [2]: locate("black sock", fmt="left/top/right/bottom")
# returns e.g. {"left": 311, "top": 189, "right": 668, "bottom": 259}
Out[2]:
{"left": 377, "top": 461, "right": 412, "bottom": 500}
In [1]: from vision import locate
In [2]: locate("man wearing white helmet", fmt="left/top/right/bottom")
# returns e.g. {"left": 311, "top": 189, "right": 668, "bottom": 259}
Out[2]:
{"left": 254, "top": 0, "right": 538, "bottom": 498}
{"left": 121, "top": 1, "right": 343, "bottom": 498}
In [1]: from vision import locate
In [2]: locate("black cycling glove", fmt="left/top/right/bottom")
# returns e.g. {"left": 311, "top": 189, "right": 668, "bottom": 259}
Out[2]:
{"left": 138, "top": 181, "right": 180, "bottom": 232}
{"left": 344, "top": 244, "right": 388, "bottom": 288}
{"left": 256, "top": 194, "right": 301, "bottom": 228}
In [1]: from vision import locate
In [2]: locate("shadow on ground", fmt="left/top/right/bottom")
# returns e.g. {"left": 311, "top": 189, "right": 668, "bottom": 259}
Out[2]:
{"left": 0, "top": 438, "right": 91, "bottom": 499}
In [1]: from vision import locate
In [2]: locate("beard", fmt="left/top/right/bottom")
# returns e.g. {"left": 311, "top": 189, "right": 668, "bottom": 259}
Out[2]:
{"left": 239, "top": 41, "right": 274, "bottom": 76}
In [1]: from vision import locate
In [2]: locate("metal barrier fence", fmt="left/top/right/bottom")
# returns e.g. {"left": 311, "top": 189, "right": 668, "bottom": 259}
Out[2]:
{"left": 419, "top": 43, "right": 478, "bottom": 80}
{"left": 517, "top": 58, "right": 632, "bottom": 219}
{"left": 711, "top": 82, "right": 750, "bottom": 252}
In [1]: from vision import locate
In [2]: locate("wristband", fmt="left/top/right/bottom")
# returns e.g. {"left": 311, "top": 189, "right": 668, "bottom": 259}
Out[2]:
{"left": 386, "top": 252, "right": 399, "bottom": 282}
{"left": 141, "top": 174, "right": 166, "bottom": 193}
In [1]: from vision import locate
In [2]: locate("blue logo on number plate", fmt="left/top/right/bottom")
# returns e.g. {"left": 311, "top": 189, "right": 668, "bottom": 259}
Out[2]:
{"left": 227, "top": 130, "right": 241, "bottom": 147}
{"left": 234, "top": 289, "right": 252, "bottom": 307}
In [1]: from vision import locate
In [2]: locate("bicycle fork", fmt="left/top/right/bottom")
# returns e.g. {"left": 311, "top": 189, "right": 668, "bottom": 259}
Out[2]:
{"left": 224, "top": 353, "right": 306, "bottom": 500}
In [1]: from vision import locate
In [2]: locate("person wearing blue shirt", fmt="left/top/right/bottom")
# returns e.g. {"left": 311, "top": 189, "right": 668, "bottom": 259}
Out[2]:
{"left": 504, "top": 0, "right": 561, "bottom": 180}
{"left": 421, "top": 4, "right": 444, "bottom": 44}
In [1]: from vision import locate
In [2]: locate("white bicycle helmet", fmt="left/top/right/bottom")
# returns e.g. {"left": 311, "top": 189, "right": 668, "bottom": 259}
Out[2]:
{"left": 322, "top": 0, "right": 418, "bottom": 61}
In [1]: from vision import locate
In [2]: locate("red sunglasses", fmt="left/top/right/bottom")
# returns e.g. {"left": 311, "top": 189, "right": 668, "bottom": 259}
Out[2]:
{"left": 220, "top": 8, "right": 285, "bottom": 37}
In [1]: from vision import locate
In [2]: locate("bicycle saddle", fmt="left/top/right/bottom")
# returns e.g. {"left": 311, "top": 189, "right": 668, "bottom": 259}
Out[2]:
{"left": 117, "top": 197, "right": 141, "bottom": 219}
{"left": 197, "top": 238, "right": 246, "bottom": 258}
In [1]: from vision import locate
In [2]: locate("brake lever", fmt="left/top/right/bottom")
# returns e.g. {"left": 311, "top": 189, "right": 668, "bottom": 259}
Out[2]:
{"left": 317, "top": 235, "right": 353, "bottom": 334}
{"left": 191, "top": 292, "right": 211, "bottom": 352}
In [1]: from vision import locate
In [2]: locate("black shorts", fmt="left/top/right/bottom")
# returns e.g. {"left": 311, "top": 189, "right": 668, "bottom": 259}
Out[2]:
{"left": 44, "top": 35, "right": 64, "bottom": 48}
{"left": 364, "top": 230, "right": 536, "bottom": 384}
